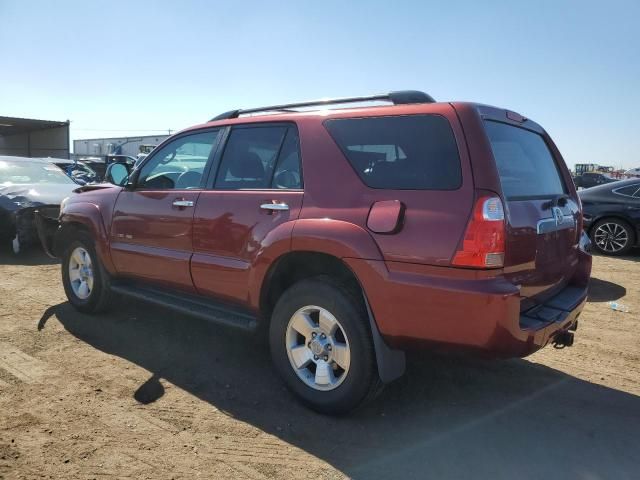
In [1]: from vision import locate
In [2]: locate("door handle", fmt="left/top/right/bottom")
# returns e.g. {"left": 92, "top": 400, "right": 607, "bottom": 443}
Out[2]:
{"left": 260, "top": 202, "right": 289, "bottom": 212}
{"left": 173, "top": 199, "right": 194, "bottom": 208}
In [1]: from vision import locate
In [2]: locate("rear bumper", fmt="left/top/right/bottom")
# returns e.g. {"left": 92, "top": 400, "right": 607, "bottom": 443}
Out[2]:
{"left": 345, "top": 247, "right": 592, "bottom": 358}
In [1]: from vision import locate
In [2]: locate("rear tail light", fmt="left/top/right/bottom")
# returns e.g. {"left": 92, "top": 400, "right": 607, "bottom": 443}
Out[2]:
{"left": 452, "top": 196, "right": 505, "bottom": 268}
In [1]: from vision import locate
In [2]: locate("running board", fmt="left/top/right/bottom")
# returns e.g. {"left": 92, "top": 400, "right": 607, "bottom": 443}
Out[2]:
{"left": 110, "top": 283, "right": 258, "bottom": 332}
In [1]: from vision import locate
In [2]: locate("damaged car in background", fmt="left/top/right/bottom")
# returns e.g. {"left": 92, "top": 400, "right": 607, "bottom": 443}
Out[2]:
{"left": 0, "top": 156, "right": 78, "bottom": 254}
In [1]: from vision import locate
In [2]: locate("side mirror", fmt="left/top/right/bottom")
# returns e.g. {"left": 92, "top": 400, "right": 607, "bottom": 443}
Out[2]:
{"left": 105, "top": 163, "right": 131, "bottom": 186}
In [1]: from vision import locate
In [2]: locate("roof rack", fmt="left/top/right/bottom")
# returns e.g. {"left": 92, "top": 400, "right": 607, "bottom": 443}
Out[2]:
{"left": 209, "top": 90, "right": 435, "bottom": 121}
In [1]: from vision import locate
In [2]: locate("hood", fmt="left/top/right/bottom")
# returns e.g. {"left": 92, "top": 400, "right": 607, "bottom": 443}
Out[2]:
{"left": 0, "top": 183, "right": 78, "bottom": 212}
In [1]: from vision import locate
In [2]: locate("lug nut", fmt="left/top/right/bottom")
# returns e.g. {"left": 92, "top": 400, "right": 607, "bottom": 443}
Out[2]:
{"left": 323, "top": 355, "right": 328, "bottom": 361}
{"left": 320, "top": 333, "right": 326, "bottom": 339}
{"left": 311, "top": 332, "right": 317, "bottom": 338}
{"left": 313, "top": 355, "right": 318, "bottom": 360}
{"left": 327, "top": 345, "right": 332, "bottom": 351}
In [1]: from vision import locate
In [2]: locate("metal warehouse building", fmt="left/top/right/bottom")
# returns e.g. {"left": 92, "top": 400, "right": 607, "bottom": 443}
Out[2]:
{"left": 73, "top": 134, "right": 169, "bottom": 158}
{"left": 0, "top": 116, "right": 70, "bottom": 158}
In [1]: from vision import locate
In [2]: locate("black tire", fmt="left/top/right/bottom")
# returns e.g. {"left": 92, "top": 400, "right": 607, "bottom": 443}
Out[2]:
{"left": 589, "top": 218, "right": 635, "bottom": 256}
{"left": 61, "top": 231, "right": 112, "bottom": 313}
{"left": 269, "top": 277, "right": 382, "bottom": 415}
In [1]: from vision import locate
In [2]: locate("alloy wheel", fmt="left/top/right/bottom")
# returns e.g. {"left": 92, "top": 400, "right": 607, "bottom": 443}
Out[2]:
{"left": 594, "top": 222, "right": 628, "bottom": 253}
{"left": 68, "top": 246, "right": 94, "bottom": 300}
{"left": 285, "top": 305, "right": 351, "bottom": 391}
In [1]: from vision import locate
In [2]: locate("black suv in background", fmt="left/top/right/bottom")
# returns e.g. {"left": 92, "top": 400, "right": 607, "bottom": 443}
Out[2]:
{"left": 573, "top": 172, "right": 616, "bottom": 189}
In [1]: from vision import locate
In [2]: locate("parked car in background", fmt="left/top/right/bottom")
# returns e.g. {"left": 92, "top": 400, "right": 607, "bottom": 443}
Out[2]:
{"left": 39, "top": 91, "right": 591, "bottom": 414}
{"left": 579, "top": 179, "right": 640, "bottom": 255}
{"left": 573, "top": 172, "right": 617, "bottom": 189}
{"left": 49, "top": 158, "right": 98, "bottom": 185}
{"left": 74, "top": 157, "right": 108, "bottom": 181}
{"left": 0, "top": 156, "right": 77, "bottom": 253}
{"left": 105, "top": 155, "right": 137, "bottom": 167}
{"left": 624, "top": 167, "right": 640, "bottom": 177}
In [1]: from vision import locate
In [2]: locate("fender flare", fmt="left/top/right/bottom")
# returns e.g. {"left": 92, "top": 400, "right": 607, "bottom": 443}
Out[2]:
{"left": 56, "top": 202, "right": 116, "bottom": 273}
{"left": 257, "top": 218, "right": 405, "bottom": 383}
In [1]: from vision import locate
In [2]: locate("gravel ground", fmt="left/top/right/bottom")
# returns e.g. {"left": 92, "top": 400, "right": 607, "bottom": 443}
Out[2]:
{"left": 0, "top": 246, "right": 639, "bottom": 479}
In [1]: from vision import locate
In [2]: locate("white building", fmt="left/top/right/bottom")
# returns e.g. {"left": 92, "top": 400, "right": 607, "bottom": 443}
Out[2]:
{"left": 73, "top": 134, "right": 169, "bottom": 158}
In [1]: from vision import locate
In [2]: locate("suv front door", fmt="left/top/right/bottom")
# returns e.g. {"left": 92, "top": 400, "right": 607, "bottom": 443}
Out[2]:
{"left": 110, "top": 130, "right": 221, "bottom": 291}
{"left": 191, "top": 124, "right": 303, "bottom": 306}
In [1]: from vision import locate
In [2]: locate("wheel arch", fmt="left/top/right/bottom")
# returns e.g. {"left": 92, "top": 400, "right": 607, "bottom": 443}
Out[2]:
{"left": 56, "top": 203, "right": 116, "bottom": 273}
{"left": 588, "top": 214, "right": 636, "bottom": 239}
{"left": 259, "top": 250, "right": 405, "bottom": 383}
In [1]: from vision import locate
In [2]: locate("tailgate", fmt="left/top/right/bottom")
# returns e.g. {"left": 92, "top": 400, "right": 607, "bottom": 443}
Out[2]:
{"left": 484, "top": 120, "right": 579, "bottom": 311}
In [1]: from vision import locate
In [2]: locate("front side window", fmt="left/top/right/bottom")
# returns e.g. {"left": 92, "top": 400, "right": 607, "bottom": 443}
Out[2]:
{"left": 136, "top": 130, "right": 219, "bottom": 189}
{"left": 324, "top": 115, "right": 462, "bottom": 190}
{"left": 215, "top": 125, "right": 302, "bottom": 189}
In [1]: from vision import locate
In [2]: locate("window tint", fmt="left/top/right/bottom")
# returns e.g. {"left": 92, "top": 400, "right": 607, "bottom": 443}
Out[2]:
{"left": 137, "top": 131, "right": 218, "bottom": 189}
{"left": 215, "top": 126, "right": 288, "bottom": 189}
{"left": 272, "top": 128, "right": 302, "bottom": 189}
{"left": 614, "top": 184, "right": 640, "bottom": 197}
{"left": 324, "top": 115, "right": 461, "bottom": 190}
{"left": 484, "top": 121, "right": 566, "bottom": 200}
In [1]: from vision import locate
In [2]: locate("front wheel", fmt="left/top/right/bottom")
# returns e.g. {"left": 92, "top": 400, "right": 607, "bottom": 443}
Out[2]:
{"left": 61, "top": 232, "right": 111, "bottom": 313}
{"left": 269, "top": 278, "right": 382, "bottom": 414}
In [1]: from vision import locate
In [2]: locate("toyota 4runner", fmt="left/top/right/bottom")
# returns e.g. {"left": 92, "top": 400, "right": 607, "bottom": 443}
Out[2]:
{"left": 38, "top": 90, "right": 592, "bottom": 414}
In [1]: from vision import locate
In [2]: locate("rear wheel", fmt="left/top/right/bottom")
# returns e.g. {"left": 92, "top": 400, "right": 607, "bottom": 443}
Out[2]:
{"left": 61, "top": 231, "right": 112, "bottom": 313}
{"left": 590, "top": 218, "right": 635, "bottom": 256}
{"left": 269, "top": 277, "right": 381, "bottom": 414}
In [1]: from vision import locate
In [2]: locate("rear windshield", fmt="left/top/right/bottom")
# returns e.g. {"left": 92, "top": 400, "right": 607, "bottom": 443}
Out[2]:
{"left": 324, "top": 115, "right": 461, "bottom": 190}
{"left": 484, "top": 121, "right": 566, "bottom": 200}
{"left": 0, "top": 160, "right": 75, "bottom": 185}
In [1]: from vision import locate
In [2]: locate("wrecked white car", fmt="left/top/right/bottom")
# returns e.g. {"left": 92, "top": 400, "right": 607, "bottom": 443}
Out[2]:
{"left": 0, "top": 156, "right": 77, "bottom": 253}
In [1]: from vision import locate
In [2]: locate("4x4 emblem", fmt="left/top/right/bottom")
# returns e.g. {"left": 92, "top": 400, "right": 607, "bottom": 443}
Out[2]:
{"left": 552, "top": 207, "right": 564, "bottom": 226}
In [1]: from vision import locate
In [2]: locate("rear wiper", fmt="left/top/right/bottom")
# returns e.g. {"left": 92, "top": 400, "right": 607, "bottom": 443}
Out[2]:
{"left": 542, "top": 194, "right": 570, "bottom": 210}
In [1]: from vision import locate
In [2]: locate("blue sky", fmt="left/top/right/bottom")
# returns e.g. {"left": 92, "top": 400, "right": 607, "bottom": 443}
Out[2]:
{"left": 1, "top": 0, "right": 639, "bottom": 169}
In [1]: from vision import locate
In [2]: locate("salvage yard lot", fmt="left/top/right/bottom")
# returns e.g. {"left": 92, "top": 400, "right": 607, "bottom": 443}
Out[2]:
{"left": 1, "top": 249, "right": 639, "bottom": 479}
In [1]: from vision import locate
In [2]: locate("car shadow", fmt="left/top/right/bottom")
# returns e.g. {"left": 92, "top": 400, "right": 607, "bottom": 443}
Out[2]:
{"left": 592, "top": 249, "right": 640, "bottom": 263}
{"left": 0, "top": 243, "right": 59, "bottom": 266}
{"left": 588, "top": 277, "right": 626, "bottom": 302}
{"left": 40, "top": 302, "right": 640, "bottom": 480}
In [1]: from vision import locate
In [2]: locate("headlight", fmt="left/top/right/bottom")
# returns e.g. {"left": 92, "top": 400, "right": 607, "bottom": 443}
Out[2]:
{"left": 60, "top": 196, "right": 70, "bottom": 214}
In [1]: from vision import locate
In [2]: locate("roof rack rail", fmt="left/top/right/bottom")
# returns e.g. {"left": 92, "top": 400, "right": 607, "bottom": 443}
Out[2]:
{"left": 209, "top": 90, "right": 435, "bottom": 121}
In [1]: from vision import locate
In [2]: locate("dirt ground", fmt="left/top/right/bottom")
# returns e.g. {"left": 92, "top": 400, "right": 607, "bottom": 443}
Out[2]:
{"left": 0, "top": 246, "right": 638, "bottom": 480}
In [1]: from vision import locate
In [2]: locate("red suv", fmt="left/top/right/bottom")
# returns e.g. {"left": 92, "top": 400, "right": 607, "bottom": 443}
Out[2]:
{"left": 40, "top": 91, "right": 592, "bottom": 414}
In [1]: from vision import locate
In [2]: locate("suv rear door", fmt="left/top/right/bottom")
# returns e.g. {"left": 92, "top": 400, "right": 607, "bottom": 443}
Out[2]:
{"left": 191, "top": 123, "right": 303, "bottom": 306}
{"left": 482, "top": 115, "right": 579, "bottom": 309}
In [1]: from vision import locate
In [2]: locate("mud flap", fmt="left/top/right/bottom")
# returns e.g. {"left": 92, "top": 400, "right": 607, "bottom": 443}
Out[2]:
{"left": 363, "top": 294, "right": 406, "bottom": 383}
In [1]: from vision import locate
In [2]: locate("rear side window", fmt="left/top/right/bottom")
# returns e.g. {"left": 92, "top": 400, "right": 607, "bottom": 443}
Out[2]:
{"left": 614, "top": 184, "right": 640, "bottom": 197}
{"left": 484, "top": 121, "right": 566, "bottom": 200}
{"left": 324, "top": 115, "right": 462, "bottom": 190}
{"left": 215, "top": 126, "right": 287, "bottom": 189}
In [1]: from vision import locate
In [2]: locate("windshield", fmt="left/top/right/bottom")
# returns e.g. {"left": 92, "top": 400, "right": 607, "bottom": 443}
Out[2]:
{"left": 0, "top": 160, "right": 76, "bottom": 185}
